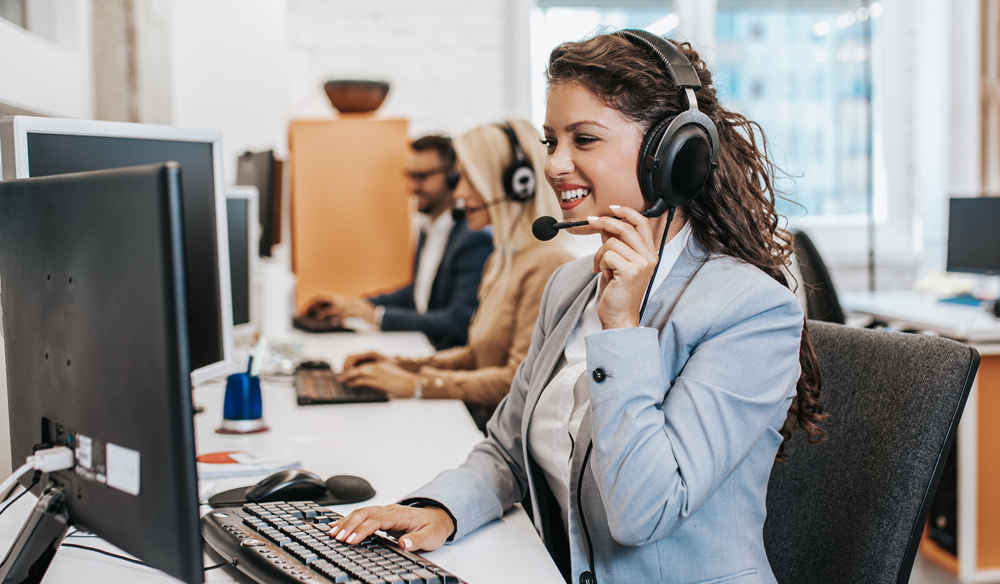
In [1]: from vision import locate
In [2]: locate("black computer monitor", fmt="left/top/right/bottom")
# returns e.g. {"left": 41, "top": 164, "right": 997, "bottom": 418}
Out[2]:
{"left": 226, "top": 185, "right": 259, "bottom": 341}
{"left": 0, "top": 164, "right": 203, "bottom": 584}
{"left": 235, "top": 150, "right": 276, "bottom": 258}
{"left": 947, "top": 197, "right": 1000, "bottom": 276}
{"left": 0, "top": 116, "right": 233, "bottom": 385}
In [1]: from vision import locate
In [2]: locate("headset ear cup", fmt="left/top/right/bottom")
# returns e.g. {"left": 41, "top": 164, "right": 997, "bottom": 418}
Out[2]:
{"left": 446, "top": 168, "right": 460, "bottom": 190}
{"left": 639, "top": 112, "right": 716, "bottom": 209}
{"left": 637, "top": 117, "right": 673, "bottom": 206}
{"left": 503, "top": 161, "right": 536, "bottom": 202}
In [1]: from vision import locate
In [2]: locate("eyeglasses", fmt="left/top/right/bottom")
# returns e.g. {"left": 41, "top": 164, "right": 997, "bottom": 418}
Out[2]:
{"left": 403, "top": 167, "right": 449, "bottom": 182}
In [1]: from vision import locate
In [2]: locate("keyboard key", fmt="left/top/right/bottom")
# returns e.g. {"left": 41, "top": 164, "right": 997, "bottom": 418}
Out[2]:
{"left": 413, "top": 569, "right": 440, "bottom": 584}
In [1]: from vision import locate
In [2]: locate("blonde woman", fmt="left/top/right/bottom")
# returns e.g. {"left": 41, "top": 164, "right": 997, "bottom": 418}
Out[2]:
{"left": 340, "top": 119, "right": 573, "bottom": 422}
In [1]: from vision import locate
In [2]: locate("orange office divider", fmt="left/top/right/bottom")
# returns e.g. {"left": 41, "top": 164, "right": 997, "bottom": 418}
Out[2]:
{"left": 289, "top": 118, "right": 412, "bottom": 311}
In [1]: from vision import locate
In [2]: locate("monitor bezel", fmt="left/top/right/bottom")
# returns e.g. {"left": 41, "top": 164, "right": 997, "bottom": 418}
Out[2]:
{"left": 0, "top": 115, "right": 235, "bottom": 385}
{"left": 225, "top": 185, "right": 260, "bottom": 343}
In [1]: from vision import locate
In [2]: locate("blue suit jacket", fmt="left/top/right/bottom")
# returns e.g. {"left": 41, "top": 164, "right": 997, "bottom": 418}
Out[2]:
{"left": 408, "top": 236, "right": 804, "bottom": 583}
{"left": 369, "top": 217, "right": 493, "bottom": 350}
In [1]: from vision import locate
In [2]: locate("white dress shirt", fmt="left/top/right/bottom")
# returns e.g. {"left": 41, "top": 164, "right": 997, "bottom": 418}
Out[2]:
{"left": 528, "top": 221, "right": 693, "bottom": 531}
{"left": 412, "top": 211, "right": 455, "bottom": 315}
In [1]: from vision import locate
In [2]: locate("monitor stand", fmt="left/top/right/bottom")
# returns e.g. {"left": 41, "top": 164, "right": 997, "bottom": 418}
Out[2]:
{"left": 0, "top": 481, "right": 71, "bottom": 584}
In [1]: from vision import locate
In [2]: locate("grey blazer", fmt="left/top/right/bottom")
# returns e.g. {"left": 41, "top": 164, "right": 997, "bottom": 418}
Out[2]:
{"left": 407, "top": 236, "right": 804, "bottom": 584}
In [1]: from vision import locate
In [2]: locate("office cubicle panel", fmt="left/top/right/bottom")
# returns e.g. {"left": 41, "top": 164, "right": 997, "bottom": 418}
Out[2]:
{"left": 0, "top": 115, "right": 235, "bottom": 385}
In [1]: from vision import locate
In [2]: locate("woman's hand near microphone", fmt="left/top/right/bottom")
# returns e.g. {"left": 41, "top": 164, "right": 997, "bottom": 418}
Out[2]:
{"left": 587, "top": 205, "right": 661, "bottom": 330}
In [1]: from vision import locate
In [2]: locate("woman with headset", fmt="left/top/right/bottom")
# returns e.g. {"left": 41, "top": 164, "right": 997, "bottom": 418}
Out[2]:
{"left": 339, "top": 119, "right": 573, "bottom": 426}
{"left": 328, "top": 32, "right": 825, "bottom": 584}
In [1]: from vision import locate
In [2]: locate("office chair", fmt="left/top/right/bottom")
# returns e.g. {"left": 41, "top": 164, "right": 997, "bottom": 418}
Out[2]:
{"left": 763, "top": 320, "right": 979, "bottom": 584}
{"left": 792, "top": 229, "right": 846, "bottom": 324}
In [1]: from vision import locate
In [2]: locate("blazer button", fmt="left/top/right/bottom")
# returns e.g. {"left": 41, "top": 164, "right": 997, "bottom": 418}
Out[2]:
{"left": 580, "top": 571, "right": 596, "bottom": 584}
{"left": 592, "top": 368, "right": 607, "bottom": 383}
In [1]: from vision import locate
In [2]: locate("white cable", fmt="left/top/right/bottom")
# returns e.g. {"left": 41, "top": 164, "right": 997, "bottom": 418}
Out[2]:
{"left": 0, "top": 446, "right": 75, "bottom": 501}
{"left": 0, "top": 462, "right": 34, "bottom": 502}
{"left": 27, "top": 446, "right": 74, "bottom": 473}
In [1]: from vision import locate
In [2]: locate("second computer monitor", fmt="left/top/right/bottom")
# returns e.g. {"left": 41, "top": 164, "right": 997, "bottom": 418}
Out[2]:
{"left": 947, "top": 197, "right": 1000, "bottom": 276}
{"left": 0, "top": 115, "right": 234, "bottom": 384}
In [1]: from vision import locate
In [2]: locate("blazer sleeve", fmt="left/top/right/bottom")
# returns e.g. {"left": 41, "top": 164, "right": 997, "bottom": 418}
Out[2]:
{"left": 421, "top": 346, "right": 476, "bottom": 371}
{"left": 378, "top": 231, "right": 493, "bottom": 346}
{"left": 402, "top": 263, "right": 569, "bottom": 541}
{"left": 583, "top": 279, "right": 804, "bottom": 546}
{"left": 368, "top": 284, "right": 416, "bottom": 309}
{"left": 419, "top": 251, "right": 570, "bottom": 408}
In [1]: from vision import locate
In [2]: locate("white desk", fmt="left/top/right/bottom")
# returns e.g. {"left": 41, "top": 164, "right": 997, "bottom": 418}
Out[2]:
{"left": 841, "top": 291, "right": 1000, "bottom": 343}
{"left": 0, "top": 331, "right": 562, "bottom": 584}
{"left": 842, "top": 292, "right": 1000, "bottom": 582}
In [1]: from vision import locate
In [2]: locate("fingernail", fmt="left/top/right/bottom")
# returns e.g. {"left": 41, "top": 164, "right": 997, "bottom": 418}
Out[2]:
{"left": 347, "top": 533, "right": 357, "bottom": 544}
{"left": 401, "top": 538, "right": 413, "bottom": 550}
{"left": 336, "top": 528, "right": 346, "bottom": 540}
{"left": 587, "top": 216, "right": 599, "bottom": 221}
{"left": 609, "top": 205, "right": 621, "bottom": 210}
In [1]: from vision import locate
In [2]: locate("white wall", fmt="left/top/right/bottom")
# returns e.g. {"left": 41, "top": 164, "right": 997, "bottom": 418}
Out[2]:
{"left": 284, "top": 0, "right": 513, "bottom": 139}
{"left": 167, "top": 0, "right": 528, "bottom": 182}
{"left": 168, "top": 0, "right": 289, "bottom": 182}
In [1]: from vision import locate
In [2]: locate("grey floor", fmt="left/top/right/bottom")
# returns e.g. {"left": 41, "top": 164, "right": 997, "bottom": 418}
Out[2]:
{"left": 910, "top": 554, "right": 961, "bottom": 584}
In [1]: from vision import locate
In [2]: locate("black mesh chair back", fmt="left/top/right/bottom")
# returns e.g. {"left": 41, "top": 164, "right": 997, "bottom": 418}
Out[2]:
{"left": 793, "top": 229, "right": 846, "bottom": 324}
{"left": 764, "top": 321, "right": 979, "bottom": 584}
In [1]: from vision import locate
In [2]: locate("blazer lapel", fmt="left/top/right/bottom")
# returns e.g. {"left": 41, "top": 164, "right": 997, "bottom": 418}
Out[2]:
{"left": 639, "top": 236, "right": 709, "bottom": 327}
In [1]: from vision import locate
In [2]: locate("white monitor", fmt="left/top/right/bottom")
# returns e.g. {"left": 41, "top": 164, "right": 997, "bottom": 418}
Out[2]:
{"left": 0, "top": 115, "right": 235, "bottom": 385}
{"left": 225, "top": 185, "right": 260, "bottom": 343}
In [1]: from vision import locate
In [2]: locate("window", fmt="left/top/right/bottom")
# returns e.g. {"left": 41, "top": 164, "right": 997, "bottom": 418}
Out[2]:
{"left": 714, "top": 2, "right": 884, "bottom": 222}
{"left": 530, "top": 1, "right": 676, "bottom": 130}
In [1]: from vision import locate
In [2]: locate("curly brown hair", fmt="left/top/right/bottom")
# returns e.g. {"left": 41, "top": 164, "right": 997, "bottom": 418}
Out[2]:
{"left": 547, "top": 33, "right": 826, "bottom": 459}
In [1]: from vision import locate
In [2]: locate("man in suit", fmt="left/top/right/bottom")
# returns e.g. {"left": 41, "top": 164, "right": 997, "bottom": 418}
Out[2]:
{"left": 306, "top": 135, "right": 493, "bottom": 350}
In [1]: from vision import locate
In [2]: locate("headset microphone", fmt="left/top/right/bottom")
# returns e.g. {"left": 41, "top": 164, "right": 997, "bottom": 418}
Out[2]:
{"left": 531, "top": 199, "right": 669, "bottom": 241}
{"left": 452, "top": 198, "right": 504, "bottom": 222}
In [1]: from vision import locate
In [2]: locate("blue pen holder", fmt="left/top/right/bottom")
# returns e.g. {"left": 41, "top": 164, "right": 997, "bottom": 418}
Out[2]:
{"left": 218, "top": 372, "right": 268, "bottom": 434}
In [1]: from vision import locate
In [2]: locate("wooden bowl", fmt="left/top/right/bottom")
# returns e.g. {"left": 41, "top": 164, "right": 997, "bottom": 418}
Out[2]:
{"left": 323, "top": 80, "right": 390, "bottom": 114}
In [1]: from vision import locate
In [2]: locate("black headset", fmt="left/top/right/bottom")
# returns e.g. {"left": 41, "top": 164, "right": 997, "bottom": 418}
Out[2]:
{"left": 445, "top": 167, "right": 460, "bottom": 190}
{"left": 613, "top": 30, "right": 719, "bottom": 210}
{"left": 497, "top": 122, "right": 537, "bottom": 202}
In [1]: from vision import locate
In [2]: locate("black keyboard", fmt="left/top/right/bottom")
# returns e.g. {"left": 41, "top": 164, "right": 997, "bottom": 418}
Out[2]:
{"left": 202, "top": 501, "right": 465, "bottom": 584}
{"left": 295, "top": 369, "right": 388, "bottom": 405}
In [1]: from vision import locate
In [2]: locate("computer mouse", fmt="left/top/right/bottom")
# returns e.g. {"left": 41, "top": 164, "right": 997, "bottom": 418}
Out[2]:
{"left": 295, "top": 359, "right": 333, "bottom": 372}
{"left": 325, "top": 475, "right": 376, "bottom": 504}
{"left": 245, "top": 468, "right": 329, "bottom": 503}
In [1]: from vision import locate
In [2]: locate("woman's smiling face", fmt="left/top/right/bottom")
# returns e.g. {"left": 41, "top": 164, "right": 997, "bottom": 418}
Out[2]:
{"left": 542, "top": 81, "right": 648, "bottom": 235}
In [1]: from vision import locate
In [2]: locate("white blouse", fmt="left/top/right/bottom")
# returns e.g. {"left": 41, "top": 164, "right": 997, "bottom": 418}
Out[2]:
{"left": 527, "top": 221, "right": 693, "bottom": 531}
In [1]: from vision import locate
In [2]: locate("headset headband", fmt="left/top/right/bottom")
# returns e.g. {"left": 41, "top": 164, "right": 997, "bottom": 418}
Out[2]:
{"left": 613, "top": 30, "right": 702, "bottom": 112}
{"left": 497, "top": 122, "right": 526, "bottom": 164}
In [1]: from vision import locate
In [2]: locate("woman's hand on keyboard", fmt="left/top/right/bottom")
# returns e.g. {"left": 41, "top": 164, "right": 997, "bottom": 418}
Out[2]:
{"left": 328, "top": 504, "right": 455, "bottom": 551}
{"left": 342, "top": 350, "right": 390, "bottom": 372}
{"left": 339, "top": 362, "right": 419, "bottom": 397}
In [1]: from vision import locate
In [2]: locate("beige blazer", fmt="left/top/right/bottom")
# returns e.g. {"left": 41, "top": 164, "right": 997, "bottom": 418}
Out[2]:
{"left": 396, "top": 243, "right": 573, "bottom": 408}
